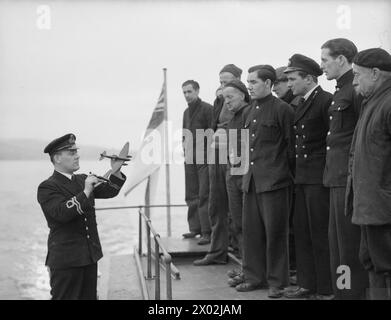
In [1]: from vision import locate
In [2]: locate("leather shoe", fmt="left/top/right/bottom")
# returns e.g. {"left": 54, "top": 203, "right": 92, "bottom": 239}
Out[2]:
{"left": 235, "top": 281, "right": 265, "bottom": 292}
{"left": 193, "top": 257, "right": 227, "bottom": 266}
{"left": 268, "top": 287, "right": 283, "bottom": 299}
{"left": 227, "top": 269, "right": 242, "bottom": 278}
{"left": 197, "top": 234, "right": 211, "bottom": 245}
{"left": 284, "top": 287, "right": 313, "bottom": 299}
{"left": 228, "top": 274, "right": 244, "bottom": 287}
{"left": 182, "top": 231, "right": 200, "bottom": 239}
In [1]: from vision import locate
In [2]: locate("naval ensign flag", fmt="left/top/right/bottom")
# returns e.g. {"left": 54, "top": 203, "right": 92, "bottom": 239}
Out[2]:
{"left": 124, "top": 78, "right": 167, "bottom": 196}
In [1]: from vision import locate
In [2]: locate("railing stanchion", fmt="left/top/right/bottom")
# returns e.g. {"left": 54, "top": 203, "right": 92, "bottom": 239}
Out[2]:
{"left": 166, "top": 260, "right": 172, "bottom": 300}
{"left": 146, "top": 217, "right": 152, "bottom": 279}
{"left": 138, "top": 209, "right": 142, "bottom": 256}
{"left": 155, "top": 240, "right": 160, "bottom": 300}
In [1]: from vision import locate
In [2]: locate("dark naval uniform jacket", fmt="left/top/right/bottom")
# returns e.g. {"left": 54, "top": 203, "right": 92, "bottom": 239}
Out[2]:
{"left": 323, "top": 70, "right": 362, "bottom": 187}
{"left": 346, "top": 79, "right": 391, "bottom": 225}
{"left": 37, "top": 171, "right": 126, "bottom": 269}
{"left": 242, "top": 94, "right": 295, "bottom": 193}
{"left": 294, "top": 86, "right": 333, "bottom": 184}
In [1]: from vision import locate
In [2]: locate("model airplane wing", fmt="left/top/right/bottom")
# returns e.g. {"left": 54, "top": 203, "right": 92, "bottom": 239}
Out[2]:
{"left": 102, "top": 142, "right": 130, "bottom": 178}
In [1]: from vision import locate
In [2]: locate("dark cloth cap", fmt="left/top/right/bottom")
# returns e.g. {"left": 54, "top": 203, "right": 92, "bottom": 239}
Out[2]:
{"left": 220, "top": 64, "right": 243, "bottom": 78}
{"left": 248, "top": 64, "right": 277, "bottom": 82}
{"left": 44, "top": 133, "right": 78, "bottom": 155}
{"left": 224, "top": 79, "right": 250, "bottom": 103}
{"left": 284, "top": 54, "right": 323, "bottom": 76}
{"left": 275, "top": 66, "right": 288, "bottom": 81}
{"left": 353, "top": 48, "right": 391, "bottom": 71}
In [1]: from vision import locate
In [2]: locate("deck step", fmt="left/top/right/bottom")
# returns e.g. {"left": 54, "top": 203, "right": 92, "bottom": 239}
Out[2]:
{"left": 159, "top": 237, "right": 210, "bottom": 258}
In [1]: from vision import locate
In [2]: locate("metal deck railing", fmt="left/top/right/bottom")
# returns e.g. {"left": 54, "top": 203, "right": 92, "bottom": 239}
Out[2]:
{"left": 96, "top": 204, "right": 187, "bottom": 300}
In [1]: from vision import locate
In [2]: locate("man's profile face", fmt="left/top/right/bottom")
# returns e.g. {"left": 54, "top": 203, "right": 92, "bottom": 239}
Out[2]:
{"left": 55, "top": 149, "right": 80, "bottom": 174}
{"left": 352, "top": 64, "right": 375, "bottom": 97}
{"left": 222, "top": 86, "right": 245, "bottom": 112}
{"left": 320, "top": 48, "right": 340, "bottom": 80}
{"left": 287, "top": 71, "right": 307, "bottom": 96}
{"left": 182, "top": 84, "right": 199, "bottom": 104}
{"left": 219, "top": 72, "right": 236, "bottom": 87}
{"left": 272, "top": 80, "right": 290, "bottom": 98}
{"left": 247, "top": 71, "right": 268, "bottom": 99}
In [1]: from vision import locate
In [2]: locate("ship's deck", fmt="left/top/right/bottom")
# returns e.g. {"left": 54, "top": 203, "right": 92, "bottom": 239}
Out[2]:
{"left": 99, "top": 237, "right": 299, "bottom": 300}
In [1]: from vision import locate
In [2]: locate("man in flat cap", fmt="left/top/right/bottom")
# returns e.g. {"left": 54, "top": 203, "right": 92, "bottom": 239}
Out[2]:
{"left": 194, "top": 79, "right": 251, "bottom": 266}
{"left": 320, "top": 38, "right": 368, "bottom": 300}
{"left": 347, "top": 48, "right": 391, "bottom": 299}
{"left": 193, "top": 64, "right": 243, "bottom": 264}
{"left": 283, "top": 54, "right": 334, "bottom": 300}
{"left": 182, "top": 80, "right": 213, "bottom": 245}
{"left": 228, "top": 65, "right": 294, "bottom": 298}
{"left": 37, "top": 134, "right": 126, "bottom": 299}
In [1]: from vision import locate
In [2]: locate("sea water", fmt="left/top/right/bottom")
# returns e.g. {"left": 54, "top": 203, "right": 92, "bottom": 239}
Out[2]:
{"left": 0, "top": 160, "right": 186, "bottom": 299}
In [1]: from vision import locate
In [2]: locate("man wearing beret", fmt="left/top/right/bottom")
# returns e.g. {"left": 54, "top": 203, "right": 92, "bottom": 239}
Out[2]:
{"left": 347, "top": 48, "right": 391, "bottom": 299}
{"left": 213, "top": 64, "right": 243, "bottom": 255}
{"left": 320, "top": 38, "right": 368, "bottom": 300}
{"left": 194, "top": 79, "right": 251, "bottom": 266}
{"left": 37, "top": 134, "right": 126, "bottom": 299}
{"left": 283, "top": 54, "right": 334, "bottom": 299}
{"left": 229, "top": 65, "right": 294, "bottom": 298}
{"left": 194, "top": 65, "right": 243, "bottom": 264}
{"left": 182, "top": 80, "right": 213, "bottom": 245}
{"left": 273, "top": 66, "right": 299, "bottom": 105}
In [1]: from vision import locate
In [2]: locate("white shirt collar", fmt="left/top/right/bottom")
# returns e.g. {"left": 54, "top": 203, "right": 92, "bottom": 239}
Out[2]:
{"left": 303, "top": 84, "right": 319, "bottom": 101}
{"left": 56, "top": 170, "right": 73, "bottom": 180}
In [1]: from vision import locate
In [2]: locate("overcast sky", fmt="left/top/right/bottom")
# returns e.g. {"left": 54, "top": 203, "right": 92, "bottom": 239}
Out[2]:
{"left": 1, "top": 0, "right": 390, "bottom": 151}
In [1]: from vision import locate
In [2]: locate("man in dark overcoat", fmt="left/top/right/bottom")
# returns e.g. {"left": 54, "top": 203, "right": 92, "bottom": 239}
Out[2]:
{"left": 347, "top": 48, "right": 391, "bottom": 300}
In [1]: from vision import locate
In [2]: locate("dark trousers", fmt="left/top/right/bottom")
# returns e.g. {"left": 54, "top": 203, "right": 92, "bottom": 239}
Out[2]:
{"left": 49, "top": 263, "right": 98, "bottom": 300}
{"left": 226, "top": 172, "right": 243, "bottom": 258}
{"left": 289, "top": 186, "right": 296, "bottom": 271}
{"left": 184, "top": 163, "right": 211, "bottom": 234}
{"left": 360, "top": 224, "right": 391, "bottom": 300}
{"left": 205, "top": 162, "right": 229, "bottom": 262}
{"left": 242, "top": 178, "right": 290, "bottom": 288}
{"left": 329, "top": 187, "right": 368, "bottom": 299}
{"left": 294, "top": 184, "right": 332, "bottom": 294}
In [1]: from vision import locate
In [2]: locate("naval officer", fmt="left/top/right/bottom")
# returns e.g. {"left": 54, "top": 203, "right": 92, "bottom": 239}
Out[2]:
{"left": 37, "top": 133, "right": 126, "bottom": 299}
{"left": 283, "top": 54, "right": 334, "bottom": 299}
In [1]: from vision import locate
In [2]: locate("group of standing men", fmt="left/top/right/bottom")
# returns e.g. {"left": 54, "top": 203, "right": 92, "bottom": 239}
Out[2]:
{"left": 181, "top": 38, "right": 391, "bottom": 300}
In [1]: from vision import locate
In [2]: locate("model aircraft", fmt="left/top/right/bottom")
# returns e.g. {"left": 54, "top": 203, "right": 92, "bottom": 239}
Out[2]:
{"left": 100, "top": 142, "right": 131, "bottom": 179}
{"left": 99, "top": 151, "right": 132, "bottom": 163}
